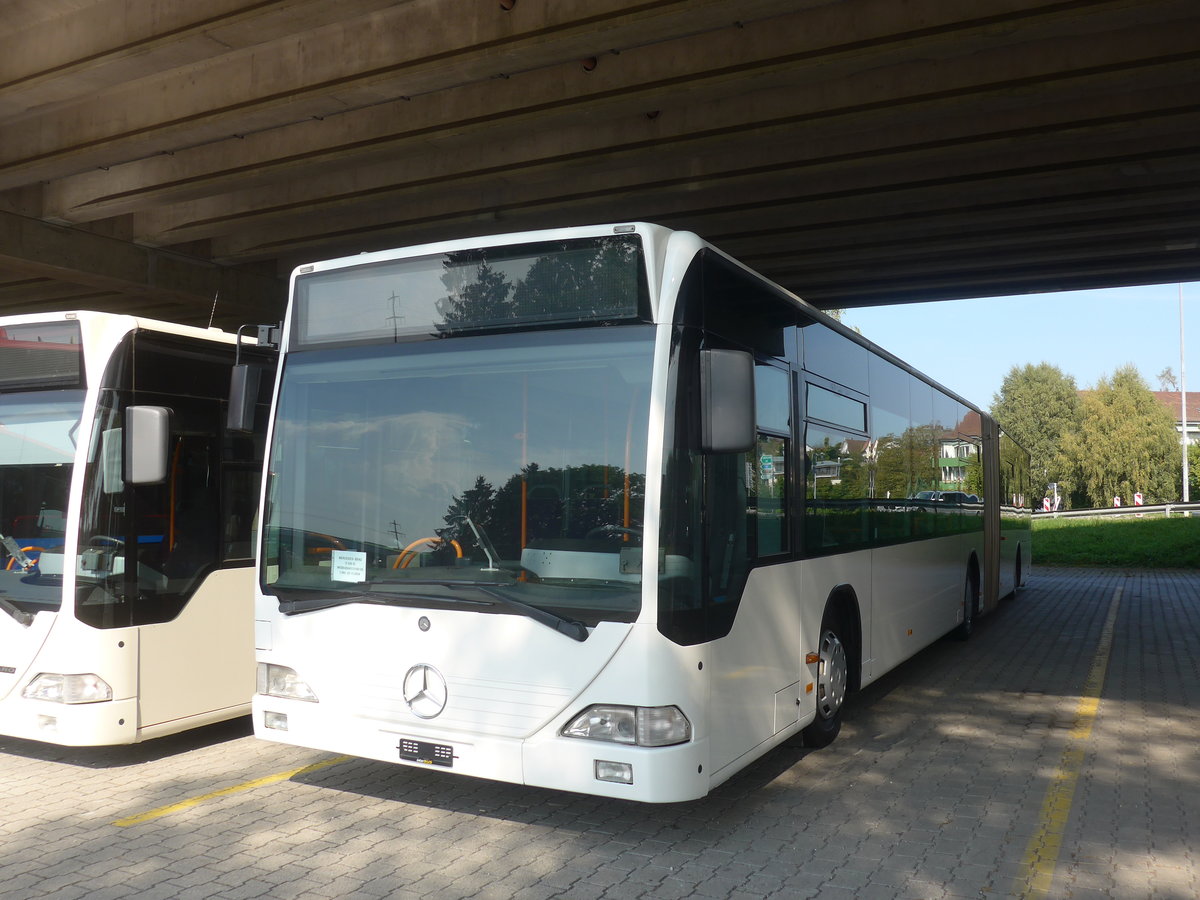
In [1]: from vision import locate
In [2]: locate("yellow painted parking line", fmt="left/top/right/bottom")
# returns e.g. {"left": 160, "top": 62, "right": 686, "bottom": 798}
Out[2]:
{"left": 1013, "top": 587, "right": 1122, "bottom": 898}
{"left": 112, "top": 755, "right": 351, "bottom": 827}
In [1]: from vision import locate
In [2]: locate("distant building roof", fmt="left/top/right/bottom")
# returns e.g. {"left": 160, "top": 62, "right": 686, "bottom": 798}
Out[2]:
{"left": 1152, "top": 391, "right": 1200, "bottom": 423}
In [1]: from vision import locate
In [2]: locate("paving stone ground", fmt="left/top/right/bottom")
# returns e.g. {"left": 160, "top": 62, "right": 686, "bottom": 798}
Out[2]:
{"left": 2, "top": 566, "right": 1197, "bottom": 899}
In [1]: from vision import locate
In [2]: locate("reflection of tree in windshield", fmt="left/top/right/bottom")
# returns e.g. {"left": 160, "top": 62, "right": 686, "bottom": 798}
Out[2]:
{"left": 437, "top": 260, "right": 514, "bottom": 329}
{"left": 434, "top": 237, "right": 642, "bottom": 333}
{"left": 439, "top": 463, "right": 645, "bottom": 562}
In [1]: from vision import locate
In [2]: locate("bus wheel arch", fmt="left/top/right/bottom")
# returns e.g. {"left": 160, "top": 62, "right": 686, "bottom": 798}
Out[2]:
{"left": 801, "top": 587, "right": 860, "bottom": 748}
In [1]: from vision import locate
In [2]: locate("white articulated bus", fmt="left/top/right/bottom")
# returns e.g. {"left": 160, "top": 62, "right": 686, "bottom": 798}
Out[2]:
{"left": 0, "top": 311, "right": 272, "bottom": 745}
{"left": 253, "top": 224, "right": 1031, "bottom": 802}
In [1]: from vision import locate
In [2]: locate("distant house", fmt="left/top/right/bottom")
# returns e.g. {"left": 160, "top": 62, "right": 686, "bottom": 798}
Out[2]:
{"left": 939, "top": 410, "right": 982, "bottom": 491}
{"left": 1152, "top": 392, "right": 1200, "bottom": 446}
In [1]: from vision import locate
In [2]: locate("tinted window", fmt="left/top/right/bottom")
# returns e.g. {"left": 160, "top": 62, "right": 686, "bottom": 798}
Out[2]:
{"left": 802, "top": 321, "right": 868, "bottom": 393}
{"left": 294, "top": 235, "right": 649, "bottom": 347}
{"left": 807, "top": 383, "right": 866, "bottom": 432}
{"left": 804, "top": 426, "right": 871, "bottom": 555}
{"left": 0, "top": 320, "right": 83, "bottom": 390}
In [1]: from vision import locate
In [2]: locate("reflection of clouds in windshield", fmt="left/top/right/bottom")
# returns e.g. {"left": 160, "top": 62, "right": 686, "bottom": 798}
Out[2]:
{"left": 293, "top": 410, "right": 494, "bottom": 545}
{"left": 379, "top": 411, "right": 482, "bottom": 540}
{"left": 0, "top": 413, "right": 81, "bottom": 465}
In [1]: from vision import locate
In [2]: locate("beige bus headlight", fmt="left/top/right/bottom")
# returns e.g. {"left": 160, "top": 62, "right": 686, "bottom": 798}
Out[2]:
{"left": 22, "top": 673, "right": 113, "bottom": 704}
{"left": 256, "top": 663, "right": 318, "bottom": 702}
{"left": 562, "top": 705, "right": 691, "bottom": 747}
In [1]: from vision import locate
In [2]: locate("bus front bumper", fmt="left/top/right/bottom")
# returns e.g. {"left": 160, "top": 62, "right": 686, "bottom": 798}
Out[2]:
{"left": 0, "top": 695, "right": 139, "bottom": 746}
{"left": 252, "top": 695, "right": 711, "bottom": 803}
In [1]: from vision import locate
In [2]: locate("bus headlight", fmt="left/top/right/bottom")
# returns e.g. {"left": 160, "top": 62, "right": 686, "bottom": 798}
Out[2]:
{"left": 562, "top": 705, "right": 691, "bottom": 747}
{"left": 256, "top": 663, "right": 318, "bottom": 702}
{"left": 22, "top": 673, "right": 113, "bottom": 704}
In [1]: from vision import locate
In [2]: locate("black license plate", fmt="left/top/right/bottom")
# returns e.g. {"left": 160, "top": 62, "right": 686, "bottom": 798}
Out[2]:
{"left": 398, "top": 739, "right": 453, "bottom": 768}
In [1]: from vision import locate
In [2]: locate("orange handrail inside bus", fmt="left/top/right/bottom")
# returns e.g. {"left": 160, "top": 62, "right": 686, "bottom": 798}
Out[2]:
{"left": 5, "top": 546, "right": 45, "bottom": 570}
{"left": 392, "top": 537, "right": 463, "bottom": 569}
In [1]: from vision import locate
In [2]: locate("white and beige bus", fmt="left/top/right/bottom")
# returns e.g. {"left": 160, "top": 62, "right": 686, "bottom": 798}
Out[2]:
{"left": 252, "top": 224, "right": 1031, "bottom": 801}
{"left": 0, "top": 311, "right": 271, "bottom": 745}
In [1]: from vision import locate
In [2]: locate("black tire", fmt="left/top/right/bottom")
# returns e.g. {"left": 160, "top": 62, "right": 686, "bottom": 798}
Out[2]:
{"left": 953, "top": 572, "right": 974, "bottom": 641}
{"left": 802, "top": 609, "right": 849, "bottom": 748}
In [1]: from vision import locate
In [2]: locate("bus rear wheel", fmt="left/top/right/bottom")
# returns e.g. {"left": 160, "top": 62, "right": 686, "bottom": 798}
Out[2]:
{"left": 802, "top": 611, "right": 848, "bottom": 748}
{"left": 953, "top": 572, "right": 974, "bottom": 641}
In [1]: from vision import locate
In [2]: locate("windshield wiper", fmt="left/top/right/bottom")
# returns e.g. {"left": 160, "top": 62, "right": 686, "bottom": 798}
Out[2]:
{"left": 0, "top": 595, "right": 34, "bottom": 628}
{"left": 275, "top": 579, "right": 590, "bottom": 642}
{"left": 273, "top": 586, "right": 487, "bottom": 616}
{"left": 401, "top": 579, "right": 590, "bottom": 642}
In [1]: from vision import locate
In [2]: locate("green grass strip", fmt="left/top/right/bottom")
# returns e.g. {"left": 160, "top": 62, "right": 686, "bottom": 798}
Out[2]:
{"left": 1033, "top": 515, "right": 1200, "bottom": 568}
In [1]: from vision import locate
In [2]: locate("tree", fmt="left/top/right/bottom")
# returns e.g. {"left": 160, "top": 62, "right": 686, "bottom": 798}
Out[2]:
{"left": 990, "top": 363, "right": 1080, "bottom": 502}
{"left": 1057, "top": 365, "right": 1179, "bottom": 506}
{"left": 1157, "top": 366, "right": 1179, "bottom": 391}
{"left": 1186, "top": 442, "right": 1199, "bottom": 500}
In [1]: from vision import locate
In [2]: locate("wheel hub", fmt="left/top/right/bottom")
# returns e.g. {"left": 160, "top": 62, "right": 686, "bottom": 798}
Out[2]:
{"left": 815, "top": 629, "right": 848, "bottom": 718}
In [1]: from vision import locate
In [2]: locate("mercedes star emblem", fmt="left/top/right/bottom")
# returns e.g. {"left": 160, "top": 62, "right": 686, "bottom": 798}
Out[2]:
{"left": 402, "top": 664, "right": 448, "bottom": 719}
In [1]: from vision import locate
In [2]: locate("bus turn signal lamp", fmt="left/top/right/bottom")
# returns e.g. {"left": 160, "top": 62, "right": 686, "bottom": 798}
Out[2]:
{"left": 22, "top": 673, "right": 113, "bottom": 704}
{"left": 561, "top": 705, "right": 691, "bottom": 746}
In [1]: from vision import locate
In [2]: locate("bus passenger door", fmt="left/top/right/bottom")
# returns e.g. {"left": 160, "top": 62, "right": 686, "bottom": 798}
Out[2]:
{"left": 134, "top": 431, "right": 255, "bottom": 730}
{"left": 707, "top": 361, "right": 801, "bottom": 772}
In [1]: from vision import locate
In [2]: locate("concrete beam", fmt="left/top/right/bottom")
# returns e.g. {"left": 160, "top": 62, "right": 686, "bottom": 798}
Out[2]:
{"left": 0, "top": 0, "right": 817, "bottom": 188}
{"left": 0, "top": 209, "right": 283, "bottom": 323}
{"left": 0, "top": 1, "right": 403, "bottom": 114}
{"left": 39, "top": 0, "right": 1182, "bottom": 223}
{"left": 193, "top": 96, "right": 1197, "bottom": 262}
{"left": 129, "top": 60, "right": 1200, "bottom": 250}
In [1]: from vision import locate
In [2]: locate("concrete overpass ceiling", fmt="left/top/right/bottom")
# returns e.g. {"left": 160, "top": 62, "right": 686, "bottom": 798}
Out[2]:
{"left": 1, "top": 0, "right": 1197, "bottom": 327}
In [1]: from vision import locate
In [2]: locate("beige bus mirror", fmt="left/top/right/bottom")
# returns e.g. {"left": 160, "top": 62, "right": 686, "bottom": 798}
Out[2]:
{"left": 700, "top": 349, "right": 756, "bottom": 453}
{"left": 125, "top": 405, "right": 171, "bottom": 484}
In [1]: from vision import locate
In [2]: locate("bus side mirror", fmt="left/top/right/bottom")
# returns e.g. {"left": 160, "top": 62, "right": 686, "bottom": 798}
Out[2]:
{"left": 227, "top": 363, "right": 264, "bottom": 433}
{"left": 125, "top": 406, "right": 171, "bottom": 484}
{"left": 700, "top": 349, "right": 756, "bottom": 453}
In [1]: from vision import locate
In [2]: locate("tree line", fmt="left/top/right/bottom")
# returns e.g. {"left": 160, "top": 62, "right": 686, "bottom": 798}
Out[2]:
{"left": 991, "top": 362, "right": 1195, "bottom": 508}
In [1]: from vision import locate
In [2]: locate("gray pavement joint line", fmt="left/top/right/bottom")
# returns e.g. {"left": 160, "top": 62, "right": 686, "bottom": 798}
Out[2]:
{"left": 1012, "top": 585, "right": 1122, "bottom": 899}
{"left": 111, "top": 755, "right": 352, "bottom": 827}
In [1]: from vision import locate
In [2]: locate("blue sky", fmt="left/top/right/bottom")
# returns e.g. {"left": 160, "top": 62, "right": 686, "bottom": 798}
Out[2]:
{"left": 840, "top": 282, "right": 1198, "bottom": 412}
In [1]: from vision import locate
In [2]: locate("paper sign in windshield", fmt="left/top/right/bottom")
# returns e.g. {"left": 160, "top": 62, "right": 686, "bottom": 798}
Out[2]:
{"left": 331, "top": 550, "right": 367, "bottom": 583}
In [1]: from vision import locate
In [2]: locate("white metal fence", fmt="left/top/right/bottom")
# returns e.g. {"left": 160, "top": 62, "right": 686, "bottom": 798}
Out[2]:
{"left": 1037, "top": 503, "right": 1200, "bottom": 519}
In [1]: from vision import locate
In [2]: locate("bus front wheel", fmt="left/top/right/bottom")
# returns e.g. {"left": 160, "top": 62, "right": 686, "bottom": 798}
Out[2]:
{"left": 802, "top": 610, "right": 848, "bottom": 748}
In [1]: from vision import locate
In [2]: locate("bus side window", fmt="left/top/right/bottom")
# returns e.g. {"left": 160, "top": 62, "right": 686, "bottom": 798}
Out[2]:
{"left": 752, "top": 363, "right": 790, "bottom": 558}
{"left": 804, "top": 425, "right": 871, "bottom": 553}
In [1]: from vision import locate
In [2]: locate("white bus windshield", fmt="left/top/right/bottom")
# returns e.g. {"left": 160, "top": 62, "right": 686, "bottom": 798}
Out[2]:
{"left": 0, "top": 390, "right": 83, "bottom": 618}
{"left": 263, "top": 327, "right": 654, "bottom": 628}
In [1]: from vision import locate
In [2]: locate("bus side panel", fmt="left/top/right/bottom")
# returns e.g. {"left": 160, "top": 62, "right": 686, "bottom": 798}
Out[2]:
{"left": 982, "top": 415, "right": 1003, "bottom": 612}
{"left": 707, "top": 564, "right": 804, "bottom": 776}
{"left": 797, "top": 548, "right": 873, "bottom": 678}
{"left": 136, "top": 567, "right": 254, "bottom": 732}
{"left": 869, "top": 534, "right": 977, "bottom": 681}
